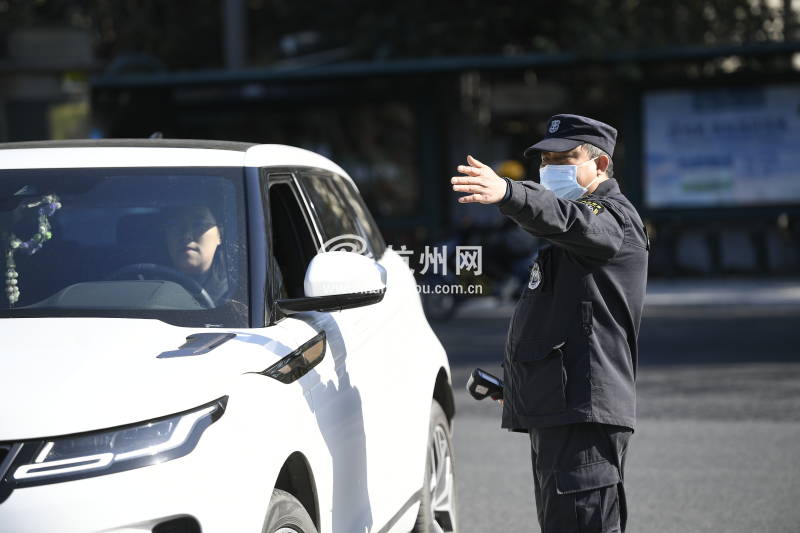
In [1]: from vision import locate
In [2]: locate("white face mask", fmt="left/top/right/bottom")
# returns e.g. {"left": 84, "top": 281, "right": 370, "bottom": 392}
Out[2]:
{"left": 539, "top": 157, "right": 601, "bottom": 200}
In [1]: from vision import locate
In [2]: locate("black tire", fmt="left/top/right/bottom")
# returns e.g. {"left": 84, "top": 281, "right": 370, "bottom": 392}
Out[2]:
{"left": 413, "top": 400, "right": 458, "bottom": 533}
{"left": 261, "top": 489, "right": 318, "bottom": 533}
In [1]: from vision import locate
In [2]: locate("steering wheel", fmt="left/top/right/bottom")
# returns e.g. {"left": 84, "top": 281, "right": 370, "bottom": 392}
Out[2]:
{"left": 107, "top": 263, "right": 215, "bottom": 309}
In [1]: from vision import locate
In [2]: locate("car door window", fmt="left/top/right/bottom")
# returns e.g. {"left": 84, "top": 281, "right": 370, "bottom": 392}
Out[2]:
{"left": 299, "top": 171, "right": 367, "bottom": 255}
{"left": 268, "top": 179, "right": 318, "bottom": 300}
{"left": 330, "top": 174, "right": 386, "bottom": 259}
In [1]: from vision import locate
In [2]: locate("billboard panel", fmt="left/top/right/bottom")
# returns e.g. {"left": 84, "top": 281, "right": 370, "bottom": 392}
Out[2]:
{"left": 643, "top": 84, "right": 800, "bottom": 209}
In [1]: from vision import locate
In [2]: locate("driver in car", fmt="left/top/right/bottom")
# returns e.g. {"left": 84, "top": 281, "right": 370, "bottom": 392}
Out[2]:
{"left": 164, "top": 205, "right": 229, "bottom": 305}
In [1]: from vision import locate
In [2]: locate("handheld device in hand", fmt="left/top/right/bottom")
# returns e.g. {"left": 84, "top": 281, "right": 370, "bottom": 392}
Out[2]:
{"left": 467, "top": 368, "right": 504, "bottom": 401}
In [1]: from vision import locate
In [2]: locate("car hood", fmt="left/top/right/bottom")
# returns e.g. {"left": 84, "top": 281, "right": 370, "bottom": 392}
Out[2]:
{"left": 0, "top": 318, "right": 288, "bottom": 440}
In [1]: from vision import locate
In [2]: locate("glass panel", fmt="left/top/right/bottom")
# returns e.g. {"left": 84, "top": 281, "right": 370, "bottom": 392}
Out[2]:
{"left": 0, "top": 167, "right": 248, "bottom": 327}
{"left": 331, "top": 175, "right": 386, "bottom": 258}
{"left": 300, "top": 173, "right": 362, "bottom": 252}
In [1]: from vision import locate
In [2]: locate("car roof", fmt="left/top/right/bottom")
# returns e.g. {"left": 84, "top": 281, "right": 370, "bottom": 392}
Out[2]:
{"left": 0, "top": 139, "right": 353, "bottom": 182}
{"left": 0, "top": 139, "right": 257, "bottom": 152}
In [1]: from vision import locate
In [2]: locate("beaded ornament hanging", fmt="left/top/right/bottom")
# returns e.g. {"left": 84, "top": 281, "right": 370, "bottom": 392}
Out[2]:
{"left": 5, "top": 194, "right": 62, "bottom": 306}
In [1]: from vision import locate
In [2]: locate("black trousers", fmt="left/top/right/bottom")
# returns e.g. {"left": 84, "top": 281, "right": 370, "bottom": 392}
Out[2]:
{"left": 529, "top": 423, "right": 632, "bottom": 533}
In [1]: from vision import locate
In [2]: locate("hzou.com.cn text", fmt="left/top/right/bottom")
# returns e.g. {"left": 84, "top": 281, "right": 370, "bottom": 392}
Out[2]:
{"left": 416, "top": 284, "right": 484, "bottom": 295}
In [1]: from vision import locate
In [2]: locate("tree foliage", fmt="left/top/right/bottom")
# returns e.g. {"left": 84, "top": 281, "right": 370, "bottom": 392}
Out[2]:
{"left": 1, "top": 0, "right": 794, "bottom": 69}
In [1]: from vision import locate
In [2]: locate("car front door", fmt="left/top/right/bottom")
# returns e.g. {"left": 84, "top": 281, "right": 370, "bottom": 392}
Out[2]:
{"left": 297, "top": 170, "right": 427, "bottom": 530}
{"left": 265, "top": 171, "right": 376, "bottom": 532}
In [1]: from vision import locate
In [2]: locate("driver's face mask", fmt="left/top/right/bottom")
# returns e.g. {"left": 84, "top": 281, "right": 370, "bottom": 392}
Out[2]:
{"left": 539, "top": 157, "right": 601, "bottom": 200}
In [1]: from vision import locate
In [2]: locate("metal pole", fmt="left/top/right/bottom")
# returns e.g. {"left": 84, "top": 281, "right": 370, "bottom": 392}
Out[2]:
{"left": 0, "top": 98, "right": 7, "bottom": 142}
{"left": 223, "top": 0, "right": 247, "bottom": 69}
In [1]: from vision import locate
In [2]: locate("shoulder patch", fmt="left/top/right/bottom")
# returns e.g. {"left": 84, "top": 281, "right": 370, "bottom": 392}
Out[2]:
{"left": 577, "top": 199, "right": 605, "bottom": 215}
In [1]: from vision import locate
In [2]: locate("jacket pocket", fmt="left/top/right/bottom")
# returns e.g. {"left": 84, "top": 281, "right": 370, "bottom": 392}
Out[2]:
{"left": 509, "top": 296, "right": 569, "bottom": 363}
{"left": 516, "top": 342, "right": 567, "bottom": 416}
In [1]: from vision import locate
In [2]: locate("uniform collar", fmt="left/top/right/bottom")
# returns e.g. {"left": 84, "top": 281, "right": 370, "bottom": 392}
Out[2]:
{"left": 590, "top": 178, "right": 619, "bottom": 197}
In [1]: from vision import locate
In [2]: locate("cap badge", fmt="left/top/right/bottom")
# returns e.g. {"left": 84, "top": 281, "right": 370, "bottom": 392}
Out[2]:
{"left": 548, "top": 119, "right": 560, "bottom": 134}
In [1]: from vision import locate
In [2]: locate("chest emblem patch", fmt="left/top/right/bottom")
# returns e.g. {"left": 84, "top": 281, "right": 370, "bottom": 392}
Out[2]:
{"left": 528, "top": 261, "right": 542, "bottom": 290}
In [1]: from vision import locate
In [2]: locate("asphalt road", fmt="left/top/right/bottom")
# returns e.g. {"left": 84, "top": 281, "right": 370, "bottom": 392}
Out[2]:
{"left": 432, "top": 284, "right": 800, "bottom": 533}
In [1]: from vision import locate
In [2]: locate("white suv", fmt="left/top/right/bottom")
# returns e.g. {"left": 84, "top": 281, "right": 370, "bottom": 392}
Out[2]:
{"left": 0, "top": 140, "right": 457, "bottom": 533}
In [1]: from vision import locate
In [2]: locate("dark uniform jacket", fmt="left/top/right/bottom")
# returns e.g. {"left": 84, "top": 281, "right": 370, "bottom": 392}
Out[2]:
{"left": 498, "top": 178, "right": 648, "bottom": 431}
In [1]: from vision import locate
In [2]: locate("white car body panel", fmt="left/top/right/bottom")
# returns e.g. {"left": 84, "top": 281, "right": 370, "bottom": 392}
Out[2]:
{"left": 0, "top": 147, "right": 246, "bottom": 169}
{"left": 0, "top": 143, "right": 350, "bottom": 179}
{"left": 0, "top": 317, "right": 292, "bottom": 440}
{"left": 277, "top": 249, "right": 447, "bottom": 533}
{"left": 244, "top": 144, "right": 350, "bottom": 178}
{"left": 0, "top": 142, "right": 453, "bottom": 533}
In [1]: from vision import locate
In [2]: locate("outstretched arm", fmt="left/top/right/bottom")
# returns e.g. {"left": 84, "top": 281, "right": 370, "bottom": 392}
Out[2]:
{"left": 450, "top": 155, "right": 624, "bottom": 261}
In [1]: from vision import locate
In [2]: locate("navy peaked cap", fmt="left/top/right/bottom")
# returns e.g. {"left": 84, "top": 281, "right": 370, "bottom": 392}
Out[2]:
{"left": 524, "top": 114, "right": 617, "bottom": 158}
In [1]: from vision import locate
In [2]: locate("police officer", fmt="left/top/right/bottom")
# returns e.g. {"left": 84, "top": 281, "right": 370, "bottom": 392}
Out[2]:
{"left": 451, "top": 114, "right": 648, "bottom": 533}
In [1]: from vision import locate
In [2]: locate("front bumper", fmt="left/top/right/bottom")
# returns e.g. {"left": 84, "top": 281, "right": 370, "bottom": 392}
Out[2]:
{"left": 0, "top": 422, "right": 273, "bottom": 533}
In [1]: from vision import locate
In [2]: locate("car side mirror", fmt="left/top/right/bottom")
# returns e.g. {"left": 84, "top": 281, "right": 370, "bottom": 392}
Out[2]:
{"left": 276, "top": 251, "right": 387, "bottom": 315}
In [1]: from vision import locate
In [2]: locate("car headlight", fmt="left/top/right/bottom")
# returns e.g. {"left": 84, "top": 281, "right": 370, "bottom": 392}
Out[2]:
{"left": 8, "top": 397, "right": 226, "bottom": 487}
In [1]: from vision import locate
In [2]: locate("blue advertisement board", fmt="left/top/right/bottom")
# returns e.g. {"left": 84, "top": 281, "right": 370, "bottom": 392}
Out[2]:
{"left": 643, "top": 84, "right": 800, "bottom": 209}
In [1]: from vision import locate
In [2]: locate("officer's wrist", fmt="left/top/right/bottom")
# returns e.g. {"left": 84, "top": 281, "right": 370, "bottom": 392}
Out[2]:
{"left": 497, "top": 177, "right": 512, "bottom": 205}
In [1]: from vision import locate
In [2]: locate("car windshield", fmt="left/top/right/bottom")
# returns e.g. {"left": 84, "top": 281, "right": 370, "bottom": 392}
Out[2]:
{"left": 0, "top": 167, "right": 248, "bottom": 327}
